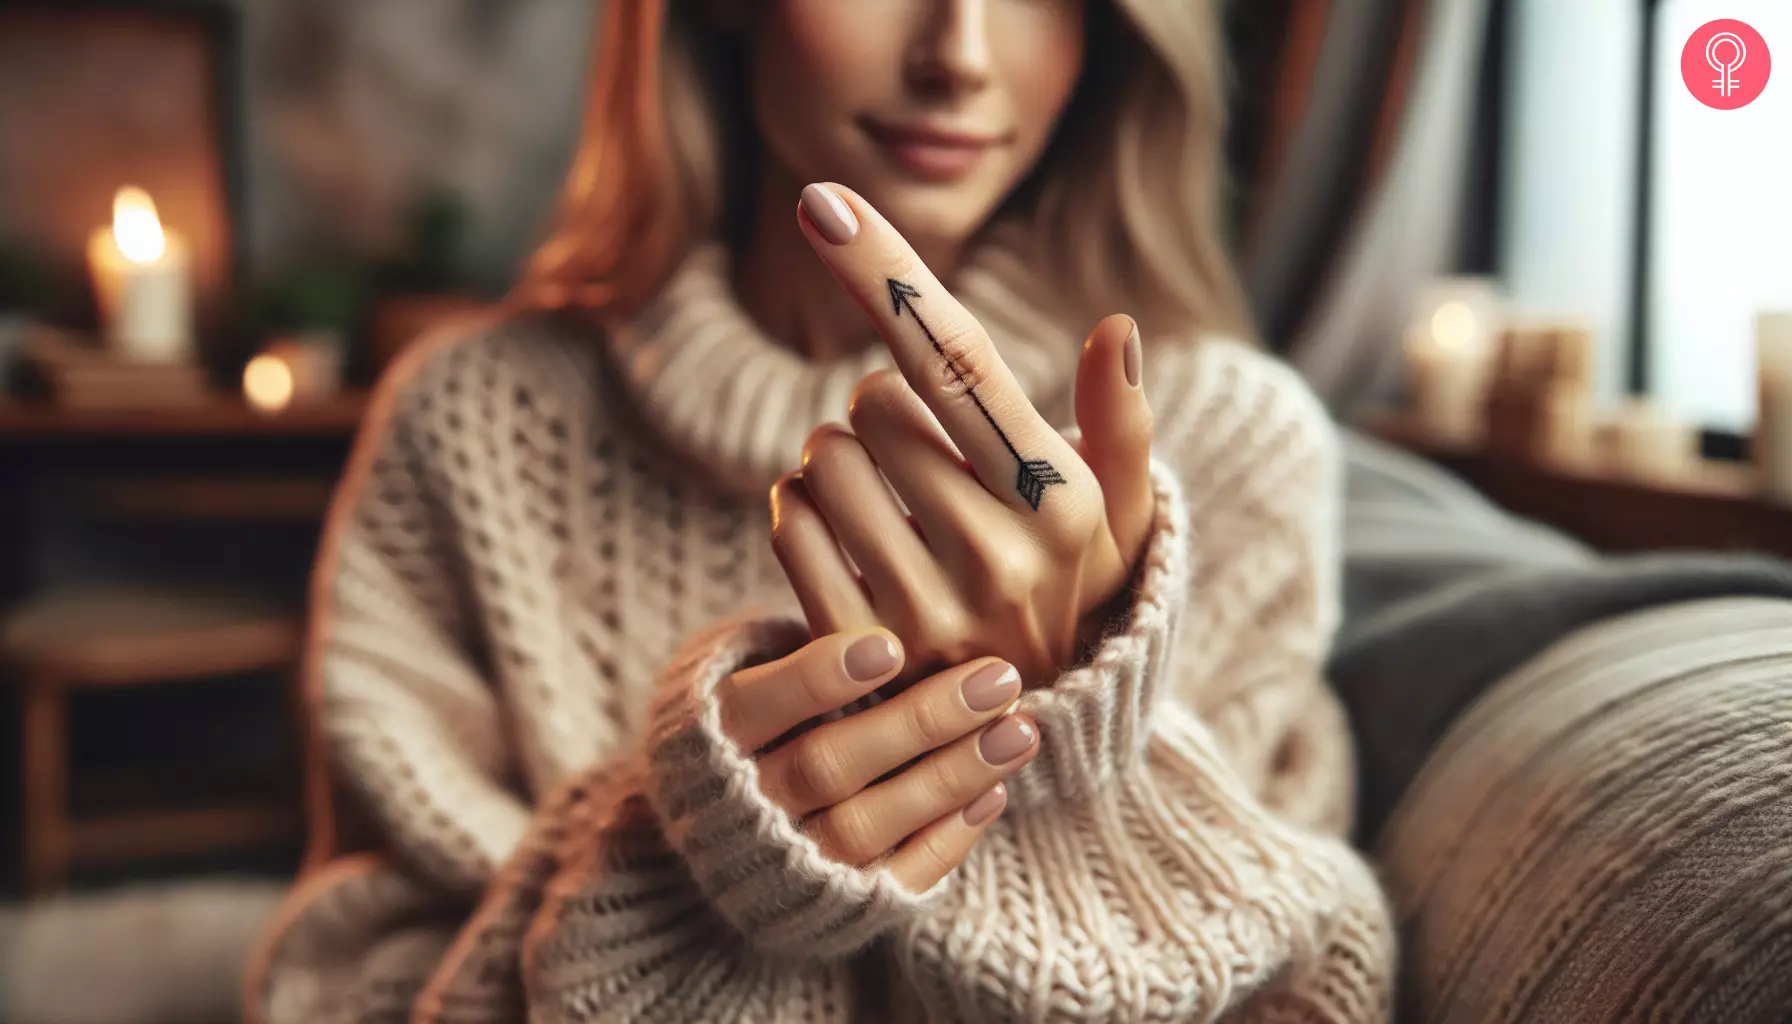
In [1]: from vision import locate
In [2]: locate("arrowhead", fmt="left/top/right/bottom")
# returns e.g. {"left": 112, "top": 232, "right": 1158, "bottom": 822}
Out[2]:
{"left": 886, "top": 279, "right": 921, "bottom": 316}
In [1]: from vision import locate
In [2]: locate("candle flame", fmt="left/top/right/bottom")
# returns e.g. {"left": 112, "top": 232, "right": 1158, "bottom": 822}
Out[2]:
{"left": 113, "top": 186, "right": 167, "bottom": 264}
{"left": 244, "top": 354, "right": 295, "bottom": 413}
{"left": 1431, "top": 301, "right": 1478, "bottom": 351}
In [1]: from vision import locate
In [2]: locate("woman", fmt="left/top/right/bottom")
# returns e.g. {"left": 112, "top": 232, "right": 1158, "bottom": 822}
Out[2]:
{"left": 250, "top": 1, "right": 1394, "bottom": 1021}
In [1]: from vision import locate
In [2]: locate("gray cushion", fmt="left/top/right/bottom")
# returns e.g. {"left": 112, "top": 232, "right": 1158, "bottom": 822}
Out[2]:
{"left": 1376, "top": 597, "right": 1792, "bottom": 1023}
{"left": 1333, "top": 433, "right": 1792, "bottom": 837}
{"left": 1338, "top": 431, "right": 1588, "bottom": 624}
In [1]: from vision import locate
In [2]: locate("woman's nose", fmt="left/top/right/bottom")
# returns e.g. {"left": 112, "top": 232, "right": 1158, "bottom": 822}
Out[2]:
{"left": 908, "top": 0, "right": 993, "bottom": 94}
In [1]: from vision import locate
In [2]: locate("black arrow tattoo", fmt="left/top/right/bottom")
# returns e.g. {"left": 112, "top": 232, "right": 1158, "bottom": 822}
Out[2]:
{"left": 887, "top": 278, "right": 1065, "bottom": 511}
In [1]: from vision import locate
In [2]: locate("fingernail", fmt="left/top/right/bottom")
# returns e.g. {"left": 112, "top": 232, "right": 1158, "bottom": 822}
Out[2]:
{"left": 962, "top": 783, "right": 1007, "bottom": 826}
{"left": 801, "top": 183, "right": 859, "bottom": 245}
{"left": 979, "top": 716, "right": 1037, "bottom": 765}
{"left": 961, "top": 662, "right": 1020, "bottom": 712}
{"left": 1123, "top": 323, "right": 1142, "bottom": 388}
{"left": 844, "top": 633, "right": 900, "bottom": 682}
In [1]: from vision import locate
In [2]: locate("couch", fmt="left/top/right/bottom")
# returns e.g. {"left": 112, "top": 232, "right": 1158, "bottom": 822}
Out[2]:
{"left": 1333, "top": 433, "right": 1792, "bottom": 1022}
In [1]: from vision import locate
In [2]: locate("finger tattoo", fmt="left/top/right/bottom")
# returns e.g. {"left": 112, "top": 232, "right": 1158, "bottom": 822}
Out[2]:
{"left": 885, "top": 278, "right": 1065, "bottom": 511}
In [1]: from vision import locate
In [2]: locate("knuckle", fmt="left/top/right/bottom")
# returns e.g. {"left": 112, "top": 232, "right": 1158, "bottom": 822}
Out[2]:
{"left": 966, "top": 585, "right": 1031, "bottom": 635}
{"left": 928, "top": 320, "right": 993, "bottom": 401}
{"left": 911, "top": 606, "right": 974, "bottom": 666}
{"left": 963, "top": 547, "right": 1042, "bottom": 620}
{"left": 785, "top": 734, "right": 858, "bottom": 808}
{"left": 814, "top": 801, "right": 884, "bottom": 864}
{"left": 970, "top": 536, "right": 1042, "bottom": 592}
{"left": 904, "top": 825, "right": 962, "bottom": 882}
{"left": 901, "top": 689, "right": 962, "bottom": 751}
{"left": 1036, "top": 493, "right": 1104, "bottom": 552}
{"left": 909, "top": 757, "right": 970, "bottom": 816}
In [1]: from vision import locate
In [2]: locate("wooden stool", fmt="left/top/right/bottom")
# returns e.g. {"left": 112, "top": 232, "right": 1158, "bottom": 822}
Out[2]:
{"left": 1, "top": 585, "right": 306, "bottom": 896}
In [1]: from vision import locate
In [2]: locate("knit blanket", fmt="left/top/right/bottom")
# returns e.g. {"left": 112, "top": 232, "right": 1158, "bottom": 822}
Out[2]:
{"left": 1327, "top": 433, "right": 1792, "bottom": 839}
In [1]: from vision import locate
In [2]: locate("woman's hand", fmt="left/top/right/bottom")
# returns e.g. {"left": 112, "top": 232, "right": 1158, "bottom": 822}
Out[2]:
{"left": 771, "top": 183, "right": 1157, "bottom": 685}
{"left": 718, "top": 629, "right": 1038, "bottom": 892}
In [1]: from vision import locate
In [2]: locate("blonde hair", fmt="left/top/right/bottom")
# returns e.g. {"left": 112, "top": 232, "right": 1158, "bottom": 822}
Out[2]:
{"left": 514, "top": 0, "right": 1251, "bottom": 341}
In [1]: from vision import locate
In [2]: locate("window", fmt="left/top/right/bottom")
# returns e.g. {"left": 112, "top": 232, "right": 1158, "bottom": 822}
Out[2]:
{"left": 1645, "top": 0, "right": 1792, "bottom": 433}
{"left": 1501, "top": 0, "right": 1791, "bottom": 436}
{"left": 1499, "top": 0, "right": 1644, "bottom": 403}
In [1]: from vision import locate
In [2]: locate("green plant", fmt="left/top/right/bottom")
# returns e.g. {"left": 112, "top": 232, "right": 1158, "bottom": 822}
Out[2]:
{"left": 0, "top": 236, "right": 52, "bottom": 315}
{"left": 257, "top": 261, "right": 369, "bottom": 333}
{"left": 387, "top": 188, "right": 473, "bottom": 293}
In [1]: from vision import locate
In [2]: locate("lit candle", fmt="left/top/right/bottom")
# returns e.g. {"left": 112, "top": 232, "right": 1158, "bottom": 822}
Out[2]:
{"left": 243, "top": 353, "right": 294, "bottom": 414}
{"left": 243, "top": 334, "right": 343, "bottom": 415}
{"left": 1405, "top": 278, "right": 1503, "bottom": 443}
{"left": 86, "top": 187, "right": 194, "bottom": 363}
{"left": 1758, "top": 312, "right": 1792, "bottom": 504}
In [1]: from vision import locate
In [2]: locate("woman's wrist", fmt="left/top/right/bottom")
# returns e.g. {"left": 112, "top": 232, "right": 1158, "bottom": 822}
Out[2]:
{"left": 1001, "top": 461, "right": 1192, "bottom": 806}
{"left": 1071, "top": 557, "right": 1147, "bottom": 665}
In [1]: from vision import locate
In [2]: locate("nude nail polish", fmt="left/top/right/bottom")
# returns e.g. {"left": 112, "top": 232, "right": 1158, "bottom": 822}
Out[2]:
{"left": 801, "top": 183, "right": 859, "bottom": 245}
{"left": 844, "top": 634, "right": 900, "bottom": 681}
{"left": 961, "top": 662, "right": 1020, "bottom": 712}
{"left": 963, "top": 784, "right": 1007, "bottom": 826}
{"left": 1124, "top": 324, "right": 1142, "bottom": 388}
{"left": 979, "top": 716, "right": 1037, "bottom": 766}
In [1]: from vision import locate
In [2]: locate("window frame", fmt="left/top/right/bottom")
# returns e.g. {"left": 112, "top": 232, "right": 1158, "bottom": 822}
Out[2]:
{"left": 1629, "top": 0, "right": 1756, "bottom": 457}
{"left": 1628, "top": 0, "right": 1660, "bottom": 399}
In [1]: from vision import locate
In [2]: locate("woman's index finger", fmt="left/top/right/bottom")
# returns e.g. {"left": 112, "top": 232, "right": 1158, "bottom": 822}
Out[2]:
{"left": 797, "top": 182, "right": 1076, "bottom": 512}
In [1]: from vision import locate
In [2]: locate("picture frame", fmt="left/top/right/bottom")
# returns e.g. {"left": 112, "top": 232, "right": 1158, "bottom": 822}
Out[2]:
{"left": 0, "top": 0, "right": 246, "bottom": 353}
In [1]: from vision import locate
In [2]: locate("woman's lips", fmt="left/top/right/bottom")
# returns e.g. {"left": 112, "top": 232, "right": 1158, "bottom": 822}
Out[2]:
{"left": 859, "top": 118, "right": 1011, "bottom": 183}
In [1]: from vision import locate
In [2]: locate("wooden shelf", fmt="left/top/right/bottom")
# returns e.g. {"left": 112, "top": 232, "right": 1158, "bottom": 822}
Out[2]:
{"left": 0, "top": 392, "right": 369, "bottom": 440}
{"left": 65, "top": 804, "right": 302, "bottom": 868}
{"left": 2, "top": 586, "right": 304, "bottom": 688}
{"left": 81, "top": 475, "right": 340, "bottom": 521}
{"left": 1358, "top": 412, "right": 1792, "bottom": 559}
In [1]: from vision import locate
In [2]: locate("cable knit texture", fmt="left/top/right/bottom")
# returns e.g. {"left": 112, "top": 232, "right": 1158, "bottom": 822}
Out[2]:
{"left": 246, "top": 240, "right": 1394, "bottom": 1023}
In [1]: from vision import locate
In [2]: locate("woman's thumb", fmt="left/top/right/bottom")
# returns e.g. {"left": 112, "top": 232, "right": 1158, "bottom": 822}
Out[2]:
{"left": 1074, "top": 314, "right": 1155, "bottom": 560}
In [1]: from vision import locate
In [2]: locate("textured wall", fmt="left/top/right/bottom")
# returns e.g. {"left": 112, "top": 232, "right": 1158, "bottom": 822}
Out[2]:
{"left": 242, "top": 0, "right": 597, "bottom": 290}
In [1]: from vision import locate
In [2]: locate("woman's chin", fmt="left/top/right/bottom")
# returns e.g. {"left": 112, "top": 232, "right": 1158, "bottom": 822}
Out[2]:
{"left": 849, "top": 179, "right": 1007, "bottom": 255}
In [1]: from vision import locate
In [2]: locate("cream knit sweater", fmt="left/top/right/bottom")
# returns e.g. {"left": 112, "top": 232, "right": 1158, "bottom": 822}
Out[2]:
{"left": 249, "top": 242, "right": 1395, "bottom": 1023}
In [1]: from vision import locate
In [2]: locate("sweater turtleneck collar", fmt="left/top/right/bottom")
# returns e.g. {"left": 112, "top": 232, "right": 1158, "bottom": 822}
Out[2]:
{"left": 602, "top": 239, "right": 1087, "bottom": 500}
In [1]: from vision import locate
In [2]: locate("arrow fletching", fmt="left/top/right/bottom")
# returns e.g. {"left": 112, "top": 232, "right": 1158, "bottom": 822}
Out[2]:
{"left": 1015, "top": 459, "right": 1067, "bottom": 511}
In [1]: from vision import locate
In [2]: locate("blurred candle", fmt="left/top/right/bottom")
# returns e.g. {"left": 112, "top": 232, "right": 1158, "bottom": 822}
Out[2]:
{"left": 1758, "top": 313, "right": 1792, "bottom": 504}
{"left": 243, "top": 334, "right": 343, "bottom": 414}
{"left": 1603, "top": 400, "right": 1695, "bottom": 483}
{"left": 1405, "top": 278, "right": 1503, "bottom": 443}
{"left": 1539, "top": 382, "right": 1595, "bottom": 468}
{"left": 86, "top": 187, "right": 194, "bottom": 363}
{"left": 243, "top": 354, "right": 294, "bottom": 414}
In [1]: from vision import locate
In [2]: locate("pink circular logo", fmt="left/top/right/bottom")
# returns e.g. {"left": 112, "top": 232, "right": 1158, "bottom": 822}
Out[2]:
{"left": 1682, "top": 20, "right": 1771, "bottom": 110}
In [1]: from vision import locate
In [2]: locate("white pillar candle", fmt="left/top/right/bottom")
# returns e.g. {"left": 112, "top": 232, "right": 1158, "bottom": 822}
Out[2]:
{"left": 1414, "top": 278, "right": 1505, "bottom": 354}
{"left": 1405, "top": 279, "right": 1503, "bottom": 443}
{"left": 86, "top": 187, "right": 194, "bottom": 364}
{"left": 1757, "top": 312, "right": 1792, "bottom": 504}
{"left": 1603, "top": 400, "right": 1696, "bottom": 483}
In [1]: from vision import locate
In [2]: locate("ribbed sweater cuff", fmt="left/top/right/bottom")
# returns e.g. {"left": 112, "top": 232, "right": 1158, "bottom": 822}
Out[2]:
{"left": 1007, "top": 460, "right": 1191, "bottom": 810}
{"left": 643, "top": 616, "right": 941, "bottom": 962}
